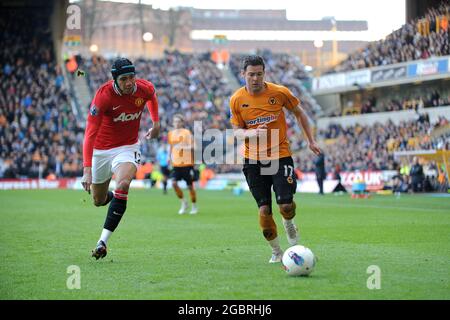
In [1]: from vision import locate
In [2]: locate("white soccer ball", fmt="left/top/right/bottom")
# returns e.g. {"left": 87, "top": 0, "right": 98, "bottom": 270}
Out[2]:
{"left": 282, "top": 245, "right": 316, "bottom": 276}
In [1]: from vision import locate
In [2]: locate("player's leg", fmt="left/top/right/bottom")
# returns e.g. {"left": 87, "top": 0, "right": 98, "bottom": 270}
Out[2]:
{"left": 90, "top": 152, "right": 114, "bottom": 207}
{"left": 92, "top": 145, "right": 139, "bottom": 260}
{"left": 90, "top": 152, "right": 115, "bottom": 260}
{"left": 161, "top": 166, "right": 169, "bottom": 194}
{"left": 243, "top": 162, "right": 282, "bottom": 263}
{"left": 91, "top": 179, "right": 113, "bottom": 207}
{"left": 273, "top": 157, "right": 299, "bottom": 246}
{"left": 186, "top": 167, "right": 198, "bottom": 214}
{"left": 172, "top": 168, "right": 187, "bottom": 214}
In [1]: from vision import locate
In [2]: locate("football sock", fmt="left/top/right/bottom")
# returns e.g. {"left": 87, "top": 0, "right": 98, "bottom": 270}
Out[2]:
{"left": 99, "top": 228, "right": 112, "bottom": 245}
{"left": 268, "top": 237, "right": 282, "bottom": 252}
{"left": 189, "top": 188, "right": 196, "bottom": 203}
{"left": 280, "top": 201, "right": 296, "bottom": 220}
{"left": 163, "top": 180, "right": 167, "bottom": 192}
{"left": 103, "top": 190, "right": 128, "bottom": 232}
{"left": 259, "top": 211, "right": 277, "bottom": 241}
{"left": 173, "top": 184, "right": 183, "bottom": 199}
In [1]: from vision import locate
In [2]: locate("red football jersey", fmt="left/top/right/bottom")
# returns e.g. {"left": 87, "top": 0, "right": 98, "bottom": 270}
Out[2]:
{"left": 83, "top": 79, "right": 159, "bottom": 167}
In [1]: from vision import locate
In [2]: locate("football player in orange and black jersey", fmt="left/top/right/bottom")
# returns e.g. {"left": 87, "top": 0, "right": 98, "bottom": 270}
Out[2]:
{"left": 168, "top": 114, "right": 198, "bottom": 215}
{"left": 230, "top": 55, "right": 321, "bottom": 263}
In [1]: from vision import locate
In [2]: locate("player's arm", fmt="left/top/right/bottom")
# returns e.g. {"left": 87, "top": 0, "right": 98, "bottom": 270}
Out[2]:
{"left": 289, "top": 104, "right": 321, "bottom": 156}
{"left": 81, "top": 98, "right": 104, "bottom": 194}
{"left": 145, "top": 86, "right": 160, "bottom": 139}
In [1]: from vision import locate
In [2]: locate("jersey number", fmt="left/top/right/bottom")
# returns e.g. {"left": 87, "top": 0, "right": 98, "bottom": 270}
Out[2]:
{"left": 284, "top": 165, "right": 294, "bottom": 177}
{"left": 134, "top": 151, "right": 141, "bottom": 164}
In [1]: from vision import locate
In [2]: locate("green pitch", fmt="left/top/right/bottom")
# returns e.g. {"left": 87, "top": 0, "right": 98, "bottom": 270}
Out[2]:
{"left": 0, "top": 189, "right": 449, "bottom": 299}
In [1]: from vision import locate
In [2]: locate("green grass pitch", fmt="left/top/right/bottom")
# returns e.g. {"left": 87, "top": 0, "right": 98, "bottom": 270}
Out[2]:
{"left": 0, "top": 189, "right": 449, "bottom": 299}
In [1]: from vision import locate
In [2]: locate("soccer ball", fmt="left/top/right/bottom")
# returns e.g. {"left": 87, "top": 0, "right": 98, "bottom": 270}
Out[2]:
{"left": 282, "top": 245, "right": 316, "bottom": 276}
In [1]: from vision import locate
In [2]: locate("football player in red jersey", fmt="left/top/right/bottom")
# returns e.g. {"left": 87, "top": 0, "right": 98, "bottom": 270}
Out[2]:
{"left": 81, "top": 58, "right": 160, "bottom": 260}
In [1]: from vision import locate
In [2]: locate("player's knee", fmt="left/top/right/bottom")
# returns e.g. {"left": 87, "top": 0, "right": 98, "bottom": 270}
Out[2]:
{"left": 172, "top": 180, "right": 179, "bottom": 188}
{"left": 279, "top": 203, "right": 293, "bottom": 213}
{"left": 116, "top": 178, "right": 132, "bottom": 192}
{"left": 259, "top": 205, "right": 272, "bottom": 217}
{"left": 279, "top": 203, "right": 296, "bottom": 220}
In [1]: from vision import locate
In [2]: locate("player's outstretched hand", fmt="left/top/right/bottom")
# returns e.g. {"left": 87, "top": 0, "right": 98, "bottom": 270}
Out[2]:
{"left": 81, "top": 167, "right": 92, "bottom": 194}
{"left": 308, "top": 140, "right": 322, "bottom": 156}
{"left": 145, "top": 122, "right": 160, "bottom": 140}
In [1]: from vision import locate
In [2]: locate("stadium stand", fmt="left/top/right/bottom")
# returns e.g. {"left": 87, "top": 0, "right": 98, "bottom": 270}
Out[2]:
{"left": 329, "top": 2, "right": 449, "bottom": 73}
{"left": 0, "top": 7, "right": 84, "bottom": 179}
{"left": 294, "top": 116, "right": 450, "bottom": 174}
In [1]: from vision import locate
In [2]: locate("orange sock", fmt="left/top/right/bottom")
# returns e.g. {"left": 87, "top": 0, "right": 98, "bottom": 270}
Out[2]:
{"left": 173, "top": 184, "right": 183, "bottom": 199}
{"left": 189, "top": 188, "right": 196, "bottom": 203}
{"left": 259, "top": 213, "right": 277, "bottom": 241}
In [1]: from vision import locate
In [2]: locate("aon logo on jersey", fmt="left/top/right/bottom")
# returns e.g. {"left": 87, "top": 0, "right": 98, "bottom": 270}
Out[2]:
{"left": 113, "top": 111, "right": 142, "bottom": 122}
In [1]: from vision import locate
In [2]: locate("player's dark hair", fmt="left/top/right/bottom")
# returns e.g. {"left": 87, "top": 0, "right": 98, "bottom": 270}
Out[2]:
{"left": 241, "top": 55, "right": 265, "bottom": 72}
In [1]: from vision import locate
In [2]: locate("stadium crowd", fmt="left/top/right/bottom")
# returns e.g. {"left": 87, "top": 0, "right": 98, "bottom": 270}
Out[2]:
{"left": 330, "top": 2, "right": 449, "bottom": 73}
{"left": 0, "top": 8, "right": 84, "bottom": 179}
{"left": 295, "top": 115, "right": 449, "bottom": 174}
{"left": 1, "top": 8, "right": 448, "bottom": 187}
{"left": 229, "top": 50, "right": 322, "bottom": 120}
{"left": 335, "top": 88, "right": 450, "bottom": 116}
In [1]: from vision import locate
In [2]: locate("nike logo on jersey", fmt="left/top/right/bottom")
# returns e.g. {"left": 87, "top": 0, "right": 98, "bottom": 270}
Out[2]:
{"left": 113, "top": 105, "right": 122, "bottom": 110}
{"left": 113, "top": 111, "right": 142, "bottom": 122}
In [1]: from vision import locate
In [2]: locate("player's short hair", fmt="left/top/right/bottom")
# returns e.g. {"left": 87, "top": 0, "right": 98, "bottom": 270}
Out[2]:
{"left": 241, "top": 55, "right": 265, "bottom": 72}
{"left": 173, "top": 114, "right": 184, "bottom": 122}
{"left": 111, "top": 58, "right": 135, "bottom": 81}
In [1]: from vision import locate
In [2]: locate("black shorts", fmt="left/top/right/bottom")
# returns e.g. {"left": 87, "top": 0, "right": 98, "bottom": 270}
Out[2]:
{"left": 160, "top": 166, "right": 170, "bottom": 177}
{"left": 243, "top": 157, "right": 297, "bottom": 208}
{"left": 171, "top": 166, "right": 195, "bottom": 186}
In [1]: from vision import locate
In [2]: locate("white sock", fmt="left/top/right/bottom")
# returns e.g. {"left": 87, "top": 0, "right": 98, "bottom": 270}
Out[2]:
{"left": 99, "top": 228, "right": 113, "bottom": 245}
{"left": 268, "top": 237, "right": 282, "bottom": 253}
